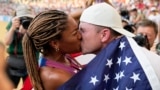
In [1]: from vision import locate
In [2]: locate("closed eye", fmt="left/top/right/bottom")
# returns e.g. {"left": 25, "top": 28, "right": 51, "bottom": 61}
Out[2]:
{"left": 72, "top": 31, "right": 77, "bottom": 35}
{"left": 79, "top": 27, "right": 84, "bottom": 33}
{"left": 72, "top": 27, "right": 79, "bottom": 35}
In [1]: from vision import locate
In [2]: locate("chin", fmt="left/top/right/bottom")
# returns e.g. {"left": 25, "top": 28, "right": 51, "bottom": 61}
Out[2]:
{"left": 70, "top": 49, "right": 81, "bottom": 54}
{"left": 76, "top": 47, "right": 82, "bottom": 53}
{"left": 82, "top": 50, "right": 98, "bottom": 55}
{"left": 81, "top": 49, "right": 88, "bottom": 54}
{"left": 81, "top": 51, "right": 90, "bottom": 55}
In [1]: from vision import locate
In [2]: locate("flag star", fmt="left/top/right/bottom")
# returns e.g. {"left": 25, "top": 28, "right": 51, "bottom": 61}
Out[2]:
{"left": 106, "top": 59, "right": 113, "bottom": 68}
{"left": 114, "top": 73, "right": 120, "bottom": 82}
{"left": 123, "top": 56, "right": 132, "bottom": 65}
{"left": 119, "top": 71, "right": 125, "bottom": 79}
{"left": 104, "top": 74, "right": 110, "bottom": 83}
{"left": 117, "top": 57, "right": 121, "bottom": 66}
{"left": 113, "top": 86, "right": 119, "bottom": 90}
{"left": 74, "top": 70, "right": 78, "bottom": 73}
{"left": 130, "top": 72, "right": 141, "bottom": 83}
{"left": 119, "top": 41, "right": 125, "bottom": 51}
{"left": 89, "top": 76, "right": 99, "bottom": 86}
{"left": 126, "top": 87, "right": 132, "bottom": 90}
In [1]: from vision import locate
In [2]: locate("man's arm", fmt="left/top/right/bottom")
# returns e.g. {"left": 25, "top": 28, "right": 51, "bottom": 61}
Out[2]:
{"left": 4, "top": 17, "right": 20, "bottom": 45}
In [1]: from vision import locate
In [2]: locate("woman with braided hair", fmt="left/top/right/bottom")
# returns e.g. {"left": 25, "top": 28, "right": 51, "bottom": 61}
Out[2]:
{"left": 22, "top": 10, "right": 82, "bottom": 90}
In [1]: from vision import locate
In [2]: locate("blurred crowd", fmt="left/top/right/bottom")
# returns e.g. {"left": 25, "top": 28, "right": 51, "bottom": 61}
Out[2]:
{"left": 1, "top": 0, "right": 160, "bottom": 19}
{"left": 114, "top": 0, "right": 160, "bottom": 25}
{"left": 114, "top": 0, "right": 160, "bottom": 54}
{"left": 0, "top": 2, "right": 16, "bottom": 16}
{"left": 0, "top": 0, "right": 86, "bottom": 16}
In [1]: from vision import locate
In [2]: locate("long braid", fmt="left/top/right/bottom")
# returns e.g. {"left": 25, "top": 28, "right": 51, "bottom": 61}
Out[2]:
{"left": 22, "top": 10, "right": 68, "bottom": 90}
{"left": 23, "top": 36, "right": 41, "bottom": 90}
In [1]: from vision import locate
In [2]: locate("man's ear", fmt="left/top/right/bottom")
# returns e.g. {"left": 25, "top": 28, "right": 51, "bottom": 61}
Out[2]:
{"left": 100, "top": 28, "right": 111, "bottom": 43}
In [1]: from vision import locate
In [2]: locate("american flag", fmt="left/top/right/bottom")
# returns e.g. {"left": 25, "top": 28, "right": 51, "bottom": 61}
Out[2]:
{"left": 58, "top": 36, "right": 160, "bottom": 90}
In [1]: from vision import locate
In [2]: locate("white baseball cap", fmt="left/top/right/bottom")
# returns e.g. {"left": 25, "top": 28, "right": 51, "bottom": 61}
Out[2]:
{"left": 16, "top": 5, "right": 34, "bottom": 18}
{"left": 80, "top": 3, "right": 135, "bottom": 37}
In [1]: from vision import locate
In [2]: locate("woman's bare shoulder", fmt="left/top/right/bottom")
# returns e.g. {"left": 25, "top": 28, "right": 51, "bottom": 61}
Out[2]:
{"left": 40, "top": 66, "right": 72, "bottom": 90}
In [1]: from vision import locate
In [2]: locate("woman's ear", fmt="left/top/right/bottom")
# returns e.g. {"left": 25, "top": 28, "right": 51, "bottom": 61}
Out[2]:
{"left": 49, "top": 40, "right": 59, "bottom": 50}
{"left": 100, "top": 28, "right": 111, "bottom": 43}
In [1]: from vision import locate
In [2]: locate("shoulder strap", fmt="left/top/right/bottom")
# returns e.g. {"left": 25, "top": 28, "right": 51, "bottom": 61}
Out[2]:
{"left": 45, "top": 59, "right": 76, "bottom": 74}
{"left": 65, "top": 54, "right": 82, "bottom": 70}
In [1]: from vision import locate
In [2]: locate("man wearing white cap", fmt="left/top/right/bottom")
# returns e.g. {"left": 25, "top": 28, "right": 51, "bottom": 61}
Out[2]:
{"left": 58, "top": 3, "right": 160, "bottom": 90}
{"left": 4, "top": 4, "right": 34, "bottom": 88}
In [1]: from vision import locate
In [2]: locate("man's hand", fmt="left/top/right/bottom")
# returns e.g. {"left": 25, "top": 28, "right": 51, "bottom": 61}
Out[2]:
{"left": 11, "top": 17, "right": 20, "bottom": 31}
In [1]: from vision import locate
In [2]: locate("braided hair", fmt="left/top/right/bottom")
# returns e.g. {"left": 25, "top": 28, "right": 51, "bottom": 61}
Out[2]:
{"left": 22, "top": 10, "right": 68, "bottom": 90}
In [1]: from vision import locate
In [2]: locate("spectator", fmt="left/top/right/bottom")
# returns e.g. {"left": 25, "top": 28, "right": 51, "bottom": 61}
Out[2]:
{"left": 136, "top": 19, "right": 158, "bottom": 51}
{"left": 4, "top": 4, "right": 34, "bottom": 88}
{"left": 148, "top": 7, "right": 160, "bottom": 23}
{"left": 129, "top": 7, "right": 144, "bottom": 25}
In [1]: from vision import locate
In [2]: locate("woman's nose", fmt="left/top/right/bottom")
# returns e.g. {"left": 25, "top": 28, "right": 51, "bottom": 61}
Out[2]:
{"left": 77, "top": 31, "right": 82, "bottom": 40}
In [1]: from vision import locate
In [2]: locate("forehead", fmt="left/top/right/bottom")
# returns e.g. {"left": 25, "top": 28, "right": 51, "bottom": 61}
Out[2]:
{"left": 60, "top": 16, "right": 77, "bottom": 35}
{"left": 79, "top": 22, "right": 97, "bottom": 29}
{"left": 67, "top": 16, "right": 77, "bottom": 28}
{"left": 137, "top": 26, "right": 154, "bottom": 32}
{"left": 137, "top": 26, "right": 156, "bottom": 35}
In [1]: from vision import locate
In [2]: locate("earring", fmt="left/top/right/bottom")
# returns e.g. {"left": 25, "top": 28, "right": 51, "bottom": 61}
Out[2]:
{"left": 55, "top": 47, "right": 59, "bottom": 52}
{"left": 40, "top": 47, "right": 44, "bottom": 53}
{"left": 40, "top": 49, "right": 43, "bottom": 53}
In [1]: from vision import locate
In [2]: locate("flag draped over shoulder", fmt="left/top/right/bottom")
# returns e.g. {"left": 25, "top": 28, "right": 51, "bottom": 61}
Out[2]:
{"left": 58, "top": 36, "right": 160, "bottom": 90}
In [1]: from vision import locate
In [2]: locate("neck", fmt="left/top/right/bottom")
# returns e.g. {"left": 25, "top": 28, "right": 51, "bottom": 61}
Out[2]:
{"left": 44, "top": 52, "right": 66, "bottom": 64}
